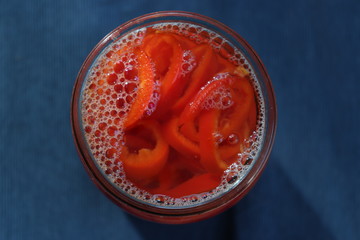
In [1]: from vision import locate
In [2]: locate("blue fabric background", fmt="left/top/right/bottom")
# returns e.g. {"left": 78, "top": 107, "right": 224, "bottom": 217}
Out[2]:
{"left": 1, "top": 0, "right": 359, "bottom": 239}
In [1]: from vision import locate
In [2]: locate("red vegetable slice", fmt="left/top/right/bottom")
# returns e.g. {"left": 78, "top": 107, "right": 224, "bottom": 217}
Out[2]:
{"left": 172, "top": 44, "right": 218, "bottom": 113}
{"left": 123, "top": 48, "right": 155, "bottom": 129}
{"left": 143, "top": 33, "right": 174, "bottom": 76}
{"left": 199, "top": 109, "right": 228, "bottom": 173}
{"left": 121, "top": 120, "right": 169, "bottom": 181}
{"left": 170, "top": 33, "right": 198, "bottom": 50}
{"left": 178, "top": 74, "right": 235, "bottom": 125}
{"left": 151, "top": 153, "right": 204, "bottom": 194}
{"left": 179, "top": 120, "right": 199, "bottom": 142}
{"left": 218, "top": 76, "right": 255, "bottom": 138}
{"left": 162, "top": 116, "right": 200, "bottom": 157}
{"left": 164, "top": 173, "right": 220, "bottom": 198}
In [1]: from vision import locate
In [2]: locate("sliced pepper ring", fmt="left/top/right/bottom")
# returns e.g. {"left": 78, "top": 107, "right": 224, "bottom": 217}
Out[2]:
{"left": 123, "top": 48, "right": 156, "bottom": 129}
{"left": 185, "top": 75, "right": 257, "bottom": 173}
{"left": 121, "top": 120, "right": 169, "bottom": 182}
{"left": 171, "top": 44, "right": 219, "bottom": 113}
{"left": 163, "top": 116, "right": 200, "bottom": 158}
{"left": 164, "top": 173, "right": 220, "bottom": 198}
{"left": 199, "top": 109, "right": 229, "bottom": 173}
{"left": 218, "top": 76, "right": 255, "bottom": 138}
{"left": 178, "top": 74, "right": 235, "bottom": 125}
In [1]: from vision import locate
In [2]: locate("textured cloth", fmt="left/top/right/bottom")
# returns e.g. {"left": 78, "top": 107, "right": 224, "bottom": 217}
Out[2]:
{"left": 0, "top": 0, "right": 359, "bottom": 239}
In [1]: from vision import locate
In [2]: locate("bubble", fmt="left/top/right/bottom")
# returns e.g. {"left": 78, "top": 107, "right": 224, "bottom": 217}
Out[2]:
{"left": 97, "top": 88, "right": 104, "bottom": 95}
{"left": 155, "top": 195, "right": 165, "bottom": 204}
{"left": 114, "top": 84, "right": 123, "bottom": 93}
{"left": 221, "top": 96, "right": 232, "bottom": 107}
{"left": 109, "top": 138, "right": 117, "bottom": 146}
{"left": 242, "top": 156, "right": 254, "bottom": 166}
{"left": 91, "top": 103, "right": 97, "bottom": 109}
{"left": 107, "top": 126, "right": 118, "bottom": 136}
{"left": 105, "top": 148, "right": 116, "bottom": 159}
{"left": 97, "top": 79, "right": 105, "bottom": 86}
{"left": 106, "top": 51, "right": 114, "bottom": 58}
{"left": 125, "top": 95, "right": 133, "bottom": 104}
{"left": 124, "top": 68, "right": 138, "bottom": 81}
{"left": 213, "top": 132, "right": 224, "bottom": 145}
{"left": 118, "top": 111, "right": 126, "bottom": 118}
{"left": 89, "top": 83, "right": 96, "bottom": 90}
{"left": 202, "top": 84, "right": 233, "bottom": 110}
{"left": 106, "top": 73, "right": 118, "bottom": 85}
{"left": 114, "top": 61, "right": 125, "bottom": 73}
{"left": 124, "top": 82, "right": 137, "bottom": 94}
{"left": 114, "top": 118, "right": 121, "bottom": 125}
{"left": 226, "top": 133, "right": 239, "bottom": 145}
{"left": 84, "top": 126, "right": 92, "bottom": 133}
{"left": 226, "top": 171, "right": 238, "bottom": 184}
{"left": 100, "top": 99, "right": 106, "bottom": 105}
{"left": 116, "top": 98, "right": 125, "bottom": 109}
{"left": 87, "top": 116, "right": 95, "bottom": 125}
{"left": 112, "top": 165, "right": 120, "bottom": 173}
{"left": 98, "top": 122, "right": 107, "bottom": 131}
{"left": 110, "top": 110, "right": 117, "bottom": 117}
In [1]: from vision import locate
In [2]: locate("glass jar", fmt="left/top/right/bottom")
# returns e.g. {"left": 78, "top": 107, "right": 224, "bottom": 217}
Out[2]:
{"left": 71, "top": 11, "right": 276, "bottom": 224}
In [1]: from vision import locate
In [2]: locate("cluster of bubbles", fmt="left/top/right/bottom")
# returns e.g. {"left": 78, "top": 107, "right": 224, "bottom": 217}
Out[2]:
{"left": 201, "top": 73, "right": 235, "bottom": 111}
{"left": 144, "top": 80, "right": 161, "bottom": 117}
{"left": 81, "top": 33, "right": 146, "bottom": 174}
{"left": 80, "top": 23, "right": 266, "bottom": 207}
{"left": 181, "top": 50, "right": 197, "bottom": 76}
{"left": 203, "top": 85, "right": 233, "bottom": 110}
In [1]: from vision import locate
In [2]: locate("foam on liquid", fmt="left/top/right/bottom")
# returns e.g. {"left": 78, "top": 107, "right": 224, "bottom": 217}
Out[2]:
{"left": 80, "top": 23, "right": 266, "bottom": 207}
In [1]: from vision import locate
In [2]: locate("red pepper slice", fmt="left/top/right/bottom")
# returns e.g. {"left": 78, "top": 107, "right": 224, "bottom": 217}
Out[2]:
{"left": 172, "top": 44, "right": 218, "bottom": 113}
{"left": 179, "top": 120, "right": 199, "bottom": 142}
{"left": 218, "top": 121, "right": 252, "bottom": 165}
{"left": 124, "top": 134, "right": 154, "bottom": 150}
{"left": 151, "top": 153, "right": 204, "bottom": 194}
{"left": 142, "top": 33, "right": 196, "bottom": 118}
{"left": 150, "top": 157, "right": 182, "bottom": 194}
{"left": 199, "top": 109, "right": 229, "bottom": 173}
{"left": 219, "top": 143, "right": 242, "bottom": 163}
{"left": 158, "top": 41, "right": 184, "bottom": 102}
{"left": 155, "top": 38, "right": 188, "bottom": 116}
{"left": 175, "top": 73, "right": 256, "bottom": 173}
{"left": 121, "top": 120, "right": 169, "bottom": 181}
{"left": 173, "top": 74, "right": 240, "bottom": 172}
{"left": 178, "top": 74, "right": 235, "bottom": 125}
{"left": 218, "top": 76, "right": 255, "bottom": 138}
{"left": 216, "top": 54, "right": 236, "bottom": 74}
{"left": 170, "top": 33, "right": 198, "bottom": 50}
{"left": 123, "top": 48, "right": 155, "bottom": 129}
{"left": 143, "top": 33, "right": 175, "bottom": 76}
{"left": 162, "top": 116, "right": 200, "bottom": 157}
{"left": 164, "top": 173, "right": 220, "bottom": 198}
{"left": 178, "top": 74, "right": 252, "bottom": 149}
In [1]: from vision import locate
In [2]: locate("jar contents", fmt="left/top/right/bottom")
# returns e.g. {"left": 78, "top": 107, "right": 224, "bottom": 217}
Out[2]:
{"left": 80, "top": 23, "right": 265, "bottom": 207}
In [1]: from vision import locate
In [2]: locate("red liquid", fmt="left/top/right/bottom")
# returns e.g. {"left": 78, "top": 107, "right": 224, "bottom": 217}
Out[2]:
{"left": 81, "top": 23, "right": 262, "bottom": 205}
